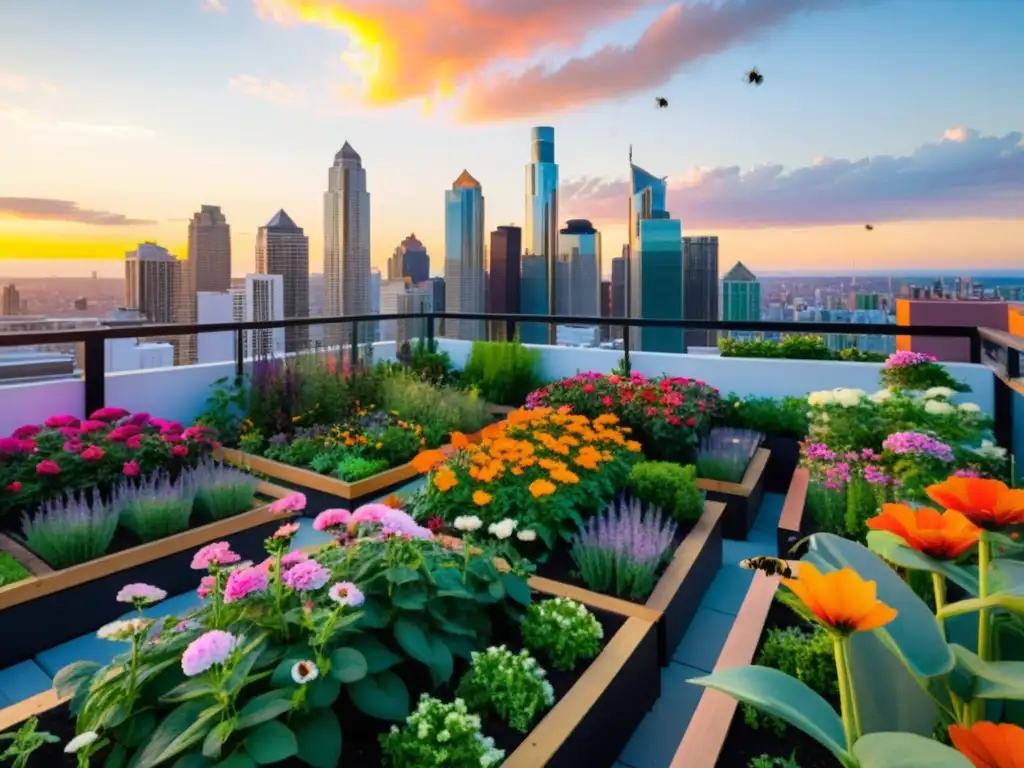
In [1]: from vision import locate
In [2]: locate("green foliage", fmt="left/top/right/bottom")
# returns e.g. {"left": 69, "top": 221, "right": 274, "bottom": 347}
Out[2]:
{"left": 880, "top": 360, "right": 970, "bottom": 393}
{"left": 193, "top": 482, "right": 257, "bottom": 521}
{"left": 334, "top": 455, "right": 391, "bottom": 482}
{"left": 381, "top": 370, "right": 490, "bottom": 438}
{"left": 194, "top": 375, "right": 248, "bottom": 447}
{"left": 719, "top": 335, "right": 886, "bottom": 362}
{"left": 748, "top": 753, "right": 801, "bottom": 768}
{"left": 0, "top": 551, "right": 30, "bottom": 587}
{"left": 462, "top": 341, "right": 541, "bottom": 406}
{"left": 719, "top": 394, "right": 809, "bottom": 439}
{"left": 627, "top": 462, "right": 705, "bottom": 522}
{"left": 0, "top": 716, "right": 60, "bottom": 768}
{"left": 522, "top": 598, "right": 603, "bottom": 672}
{"left": 117, "top": 473, "right": 194, "bottom": 544}
{"left": 379, "top": 695, "right": 505, "bottom": 768}
{"left": 396, "top": 337, "right": 458, "bottom": 386}
{"left": 456, "top": 646, "right": 555, "bottom": 732}
{"left": 22, "top": 489, "right": 118, "bottom": 569}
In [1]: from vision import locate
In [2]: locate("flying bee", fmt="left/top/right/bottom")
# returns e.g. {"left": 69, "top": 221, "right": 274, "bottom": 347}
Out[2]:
{"left": 865, "top": 224, "right": 874, "bottom": 231}
{"left": 746, "top": 67, "right": 764, "bottom": 86}
{"left": 739, "top": 556, "right": 794, "bottom": 579}
{"left": 655, "top": 96, "right": 668, "bottom": 108}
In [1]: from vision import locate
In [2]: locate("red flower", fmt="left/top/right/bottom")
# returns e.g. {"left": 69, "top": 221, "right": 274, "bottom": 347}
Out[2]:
{"left": 5, "top": 481, "right": 21, "bottom": 492}
{"left": 78, "top": 420, "right": 107, "bottom": 433}
{"left": 123, "top": 461, "right": 140, "bottom": 477}
{"left": 90, "top": 406, "right": 130, "bottom": 422}
{"left": 608, "top": 375, "right": 621, "bottom": 384}
{"left": 107, "top": 424, "right": 142, "bottom": 442}
{"left": 601, "top": 395, "right": 614, "bottom": 407}
{"left": 35, "top": 460, "right": 60, "bottom": 476}
{"left": 667, "top": 416, "right": 682, "bottom": 426}
{"left": 17, "top": 439, "right": 36, "bottom": 453}
{"left": 45, "top": 414, "right": 79, "bottom": 428}
{"left": 12, "top": 425, "right": 40, "bottom": 439}
{"left": 126, "top": 435, "right": 143, "bottom": 450}
{"left": 686, "top": 417, "right": 696, "bottom": 427}
{"left": 127, "top": 412, "right": 151, "bottom": 426}
{"left": 582, "top": 383, "right": 596, "bottom": 394}
{"left": 641, "top": 389, "right": 657, "bottom": 403}
{"left": 427, "top": 516, "right": 445, "bottom": 533}
{"left": 645, "top": 407, "right": 658, "bottom": 417}
{"left": 63, "top": 439, "right": 83, "bottom": 454}
{"left": 59, "top": 426, "right": 81, "bottom": 437}
{"left": 171, "top": 444, "right": 189, "bottom": 457}
{"left": 81, "top": 445, "right": 105, "bottom": 461}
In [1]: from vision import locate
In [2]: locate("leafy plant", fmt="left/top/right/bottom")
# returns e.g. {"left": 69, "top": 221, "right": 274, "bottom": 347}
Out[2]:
{"left": 192, "top": 458, "right": 260, "bottom": 520}
{"left": 462, "top": 341, "right": 541, "bottom": 406}
{"left": 696, "top": 427, "right": 763, "bottom": 483}
{"left": 457, "top": 646, "right": 555, "bottom": 732}
{"left": 570, "top": 495, "right": 678, "bottom": 601}
{"left": 335, "top": 455, "right": 390, "bottom": 482}
{"left": 718, "top": 335, "right": 886, "bottom": 362}
{"left": 21, "top": 489, "right": 118, "bottom": 568}
{"left": 627, "top": 462, "right": 705, "bottom": 522}
{"left": 880, "top": 350, "right": 970, "bottom": 392}
{"left": 381, "top": 370, "right": 489, "bottom": 437}
{"left": 0, "top": 716, "right": 60, "bottom": 768}
{"left": 522, "top": 598, "right": 603, "bottom": 672}
{"left": 748, "top": 753, "right": 801, "bottom": 768}
{"left": 116, "top": 471, "right": 196, "bottom": 543}
{"left": 0, "top": 551, "right": 30, "bottom": 587}
{"left": 719, "top": 394, "right": 809, "bottom": 439}
{"left": 379, "top": 695, "right": 505, "bottom": 768}
{"left": 194, "top": 375, "right": 248, "bottom": 446}
{"left": 396, "top": 337, "right": 457, "bottom": 386}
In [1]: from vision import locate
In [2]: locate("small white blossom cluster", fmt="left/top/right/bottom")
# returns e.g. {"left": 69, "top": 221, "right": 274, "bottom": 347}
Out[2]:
{"left": 458, "top": 645, "right": 556, "bottom": 732}
{"left": 923, "top": 386, "right": 957, "bottom": 400}
{"left": 521, "top": 598, "right": 603, "bottom": 672}
{"left": 807, "top": 388, "right": 867, "bottom": 408}
{"left": 456, "top": 514, "right": 536, "bottom": 542}
{"left": 96, "top": 617, "right": 154, "bottom": 642}
{"left": 974, "top": 440, "right": 1007, "bottom": 461}
{"left": 924, "top": 398, "right": 956, "bottom": 415}
{"left": 381, "top": 694, "right": 504, "bottom": 768}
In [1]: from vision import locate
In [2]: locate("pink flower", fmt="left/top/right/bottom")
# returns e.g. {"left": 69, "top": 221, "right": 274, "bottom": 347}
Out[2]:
{"left": 5, "top": 481, "right": 21, "bottom": 493}
{"left": 171, "top": 444, "right": 189, "bottom": 457}
{"left": 270, "top": 493, "right": 306, "bottom": 515}
{"left": 196, "top": 575, "right": 216, "bottom": 599}
{"left": 45, "top": 414, "right": 79, "bottom": 428}
{"left": 181, "top": 630, "right": 237, "bottom": 677}
{"left": 282, "top": 560, "right": 330, "bottom": 592}
{"left": 582, "top": 384, "right": 595, "bottom": 394}
{"left": 281, "top": 550, "right": 307, "bottom": 569}
{"left": 59, "top": 427, "right": 81, "bottom": 438}
{"left": 81, "top": 445, "right": 105, "bottom": 462}
{"left": 12, "top": 425, "right": 40, "bottom": 439}
{"left": 107, "top": 425, "right": 142, "bottom": 442}
{"left": 126, "top": 435, "right": 143, "bottom": 450}
{"left": 328, "top": 581, "right": 365, "bottom": 608}
{"left": 273, "top": 521, "right": 300, "bottom": 538}
{"left": 0, "top": 437, "right": 23, "bottom": 454}
{"left": 127, "top": 412, "right": 151, "bottom": 426}
{"left": 63, "top": 439, "right": 83, "bottom": 454}
{"left": 78, "top": 420, "right": 107, "bottom": 433}
{"left": 90, "top": 407, "right": 130, "bottom": 422}
{"left": 601, "top": 396, "right": 614, "bottom": 407}
{"left": 223, "top": 567, "right": 269, "bottom": 603}
{"left": 35, "top": 460, "right": 60, "bottom": 476}
{"left": 191, "top": 542, "right": 241, "bottom": 570}
{"left": 608, "top": 375, "right": 621, "bottom": 385}
{"left": 160, "top": 421, "right": 184, "bottom": 435}
{"left": 351, "top": 503, "right": 394, "bottom": 525}
{"left": 313, "top": 508, "right": 352, "bottom": 532}
{"left": 116, "top": 583, "right": 167, "bottom": 605}
{"left": 17, "top": 439, "right": 35, "bottom": 453}
{"left": 123, "top": 461, "right": 140, "bottom": 477}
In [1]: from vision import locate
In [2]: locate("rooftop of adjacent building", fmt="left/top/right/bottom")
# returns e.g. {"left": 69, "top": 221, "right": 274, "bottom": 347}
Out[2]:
{"left": 452, "top": 169, "right": 482, "bottom": 190}
{"left": 560, "top": 219, "right": 598, "bottom": 235}
{"left": 262, "top": 209, "right": 303, "bottom": 233}
{"left": 333, "top": 141, "right": 361, "bottom": 165}
{"left": 722, "top": 262, "right": 759, "bottom": 282}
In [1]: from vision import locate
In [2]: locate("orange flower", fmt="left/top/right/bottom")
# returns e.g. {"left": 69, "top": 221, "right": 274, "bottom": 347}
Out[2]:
{"left": 625, "top": 440, "right": 642, "bottom": 452}
{"left": 927, "top": 476, "right": 1024, "bottom": 528}
{"left": 380, "top": 494, "right": 404, "bottom": 509}
{"left": 529, "top": 479, "right": 557, "bottom": 498}
{"left": 866, "top": 503, "right": 981, "bottom": 560}
{"left": 781, "top": 562, "right": 897, "bottom": 635}
{"left": 433, "top": 468, "right": 458, "bottom": 492}
{"left": 949, "top": 722, "right": 1024, "bottom": 768}
{"left": 550, "top": 468, "right": 580, "bottom": 485}
{"left": 412, "top": 449, "right": 447, "bottom": 474}
{"left": 449, "top": 431, "right": 471, "bottom": 449}
{"left": 473, "top": 490, "right": 492, "bottom": 506}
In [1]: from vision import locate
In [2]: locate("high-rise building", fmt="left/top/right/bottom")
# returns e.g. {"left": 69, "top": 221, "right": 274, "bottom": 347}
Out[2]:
{"left": 610, "top": 252, "right": 627, "bottom": 339}
{"left": 195, "top": 290, "right": 235, "bottom": 365}
{"left": 628, "top": 163, "right": 684, "bottom": 352}
{"left": 392, "top": 234, "right": 430, "bottom": 285}
{"left": 256, "top": 210, "right": 310, "bottom": 353}
{"left": 558, "top": 219, "right": 601, "bottom": 317}
{"left": 425, "top": 277, "right": 446, "bottom": 336}
{"left": 379, "top": 278, "right": 411, "bottom": 342}
{"left": 682, "top": 236, "right": 719, "bottom": 348}
{"left": 444, "top": 170, "right": 485, "bottom": 341}
{"left": 1, "top": 283, "right": 22, "bottom": 316}
{"left": 398, "top": 282, "right": 434, "bottom": 346}
{"left": 600, "top": 279, "right": 612, "bottom": 341}
{"left": 721, "top": 262, "right": 761, "bottom": 338}
{"left": 488, "top": 225, "right": 521, "bottom": 341}
{"left": 323, "top": 141, "right": 370, "bottom": 349}
{"left": 125, "top": 243, "right": 179, "bottom": 324}
{"left": 238, "top": 275, "right": 286, "bottom": 359}
{"left": 522, "top": 126, "right": 559, "bottom": 344}
{"left": 176, "top": 205, "right": 231, "bottom": 364}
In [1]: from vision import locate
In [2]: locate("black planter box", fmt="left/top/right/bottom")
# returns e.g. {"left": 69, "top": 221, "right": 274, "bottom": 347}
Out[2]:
{"left": 762, "top": 434, "right": 801, "bottom": 495}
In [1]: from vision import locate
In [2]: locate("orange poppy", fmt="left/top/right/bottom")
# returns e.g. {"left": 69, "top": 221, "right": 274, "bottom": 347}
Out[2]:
{"left": 866, "top": 503, "right": 981, "bottom": 560}
{"left": 411, "top": 449, "right": 447, "bottom": 474}
{"left": 949, "top": 722, "right": 1024, "bottom": 768}
{"left": 781, "top": 562, "right": 897, "bottom": 635}
{"left": 473, "top": 490, "right": 492, "bottom": 506}
{"left": 927, "top": 476, "right": 1024, "bottom": 528}
{"left": 433, "top": 468, "right": 458, "bottom": 492}
{"left": 529, "top": 479, "right": 557, "bottom": 498}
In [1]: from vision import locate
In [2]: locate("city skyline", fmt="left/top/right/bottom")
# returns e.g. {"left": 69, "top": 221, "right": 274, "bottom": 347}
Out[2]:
{"left": 0, "top": 0, "right": 1023, "bottom": 279}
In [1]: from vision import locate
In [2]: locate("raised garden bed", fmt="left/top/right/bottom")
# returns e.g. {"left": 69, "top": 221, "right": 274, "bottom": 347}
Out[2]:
{"left": 777, "top": 467, "right": 809, "bottom": 558}
{"left": 0, "top": 596, "right": 659, "bottom": 768}
{"left": 0, "top": 481, "right": 294, "bottom": 668}
{"left": 525, "top": 500, "right": 725, "bottom": 667}
{"left": 761, "top": 434, "right": 801, "bottom": 494}
{"left": 695, "top": 447, "right": 769, "bottom": 540}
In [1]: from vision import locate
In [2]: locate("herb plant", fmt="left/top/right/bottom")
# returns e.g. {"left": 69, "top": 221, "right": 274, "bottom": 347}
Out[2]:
{"left": 21, "top": 489, "right": 119, "bottom": 568}
{"left": 193, "top": 375, "right": 248, "bottom": 446}
{"left": 626, "top": 462, "right": 705, "bottom": 522}
{"left": 748, "top": 753, "right": 801, "bottom": 768}
{"left": 379, "top": 695, "right": 505, "bottom": 768}
{"left": 521, "top": 598, "right": 603, "bottom": 672}
{"left": 0, "top": 716, "right": 60, "bottom": 768}
{"left": 462, "top": 341, "right": 541, "bottom": 406}
{"left": 192, "top": 458, "right": 259, "bottom": 520}
{"left": 457, "top": 646, "right": 555, "bottom": 732}
{"left": 0, "top": 551, "right": 30, "bottom": 587}
{"left": 719, "top": 394, "right": 809, "bottom": 439}
{"left": 116, "top": 471, "right": 195, "bottom": 543}
{"left": 696, "top": 427, "right": 763, "bottom": 483}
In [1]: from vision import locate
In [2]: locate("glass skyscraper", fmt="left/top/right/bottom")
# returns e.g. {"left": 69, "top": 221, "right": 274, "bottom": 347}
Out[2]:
{"left": 628, "top": 163, "right": 684, "bottom": 353}
{"left": 558, "top": 219, "right": 602, "bottom": 317}
{"left": 443, "top": 170, "right": 486, "bottom": 341}
{"left": 721, "top": 262, "right": 761, "bottom": 340}
{"left": 521, "top": 126, "right": 558, "bottom": 344}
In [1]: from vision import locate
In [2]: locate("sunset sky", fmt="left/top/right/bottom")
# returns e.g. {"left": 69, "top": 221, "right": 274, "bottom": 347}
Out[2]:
{"left": 1, "top": 0, "right": 1022, "bottom": 279}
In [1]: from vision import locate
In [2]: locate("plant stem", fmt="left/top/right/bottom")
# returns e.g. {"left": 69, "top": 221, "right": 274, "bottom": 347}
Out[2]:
{"left": 842, "top": 639, "right": 863, "bottom": 740}
{"left": 833, "top": 636, "right": 860, "bottom": 751}
{"left": 973, "top": 538, "right": 992, "bottom": 724}
{"left": 932, "top": 572, "right": 947, "bottom": 637}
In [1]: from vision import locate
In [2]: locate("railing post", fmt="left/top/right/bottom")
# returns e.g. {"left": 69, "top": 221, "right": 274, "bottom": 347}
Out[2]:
{"left": 622, "top": 321, "right": 631, "bottom": 374}
{"left": 350, "top": 320, "right": 360, "bottom": 371}
{"left": 82, "top": 335, "right": 106, "bottom": 418}
{"left": 426, "top": 315, "right": 435, "bottom": 346}
{"left": 235, "top": 328, "right": 244, "bottom": 377}
{"left": 969, "top": 330, "right": 982, "bottom": 364}
{"left": 1008, "top": 348, "right": 1021, "bottom": 380}
{"left": 506, "top": 318, "right": 516, "bottom": 343}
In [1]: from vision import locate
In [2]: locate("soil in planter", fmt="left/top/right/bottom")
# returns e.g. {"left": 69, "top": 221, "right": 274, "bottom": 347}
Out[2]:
{"left": 716, "top": 600, "right": 840, "bottom": 768}
{"left": 17, "top": 609, "right": 624, "bottom": 767}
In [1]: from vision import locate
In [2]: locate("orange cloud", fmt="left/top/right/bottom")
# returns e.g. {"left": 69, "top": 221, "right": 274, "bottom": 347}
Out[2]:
{"left": 0, "top": 198, "right": 156, "bottom": 227}
{"left": 0, "top": 234, "right": 152, "bottom": 261}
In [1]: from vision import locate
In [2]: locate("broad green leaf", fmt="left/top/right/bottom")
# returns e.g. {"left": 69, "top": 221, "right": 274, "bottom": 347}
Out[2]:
{"left": 203, "top": 720, "right": 234, "bottom": 760}
{"left": 487, "top": 579, "right": 506, "bottom": 600}
{"left": 393, "top": 617, "right": 435, "bottom": 665}
{"left": 330, "top": 648, "right": 369, "bottom": 684}
{"left": 353, "top": 599, "right": 390, "bottom": 629}
{"left": 294, "top": 708, "right": 343, "bottom": 768}
{"left": 160, "top": 679, "right": 218, "bottom": 704}
{"left": 236, "top": 689, "right": 294, "bottom": 729}
{"left": 104, "top": 743, "right": 128, "bottom": 768}
{"left": 54, "top": 660, "right": 101, "bottom": 699}
{"left": 427, "top": 637, "right": 454, "bottom": 685}
{"left": 852, "top": 732, "right": 972, "bottom": 767}
{"left": 169, "top": 755, "right": 212, "bottom": 768}
{"left": 866, "top": 531, "right": 977, "bottom": 593}
{"left": 348, "top": 635, "right": 403, "bottom": 674}
{"left": 134, "top": 701, "right": 224, "bottom": 768}
{"left": 502, "top": 573, "right": 532, "bottom": 606}
{"left": 689, "top": 666, "right": 850, "bottom": 761}
{"left": 939, "top": 590, "right": 1024, "bottom": 620}
{"left": 950, "top": 643, "right": 1024, "bottom": 700}
{"left": 243, "top": 721, "right": 298, "bottom": 765}
{"left": 386, "top": 566, "right": 420, "bottom": 585}
{"left": 347, "top": 670, "right": 410, "bottom": 722}
{"left": 306, "top": 677, "right": 341, "bottom": 708}
{"left": 392, "top": 585, "right": 429, "bottom": 611}
{"left": 115, "top": 711, "right": 156, "bottom": 749}
{"left": 213, "top": 752, "right": 256, "bottom": 767}
{"left": 433, "top": 567, "right": 467, "bottom": 591}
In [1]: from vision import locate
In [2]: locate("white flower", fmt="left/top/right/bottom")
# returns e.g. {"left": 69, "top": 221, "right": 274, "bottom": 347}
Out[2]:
{"left": 291, "top": 660, "right": 319, "bottom": 684}
{"left": 65, "top": 731, "right": 99, "bottom": 754}
{"left": 115, "top": 583, "right": 168, "bottom": 605}
{"left": 488, "top": 518, "right": 517, "bottom": 540}
{"left": 925, "top": 399, "right": 955, "bottom": 415}
{"left": 869, "top": 389, "right": 893, "bottom": 404}
{"left": 974, "top": 440, "right": 1007, "bottom": 460}
{"left": 834, "top": 388, "right": 866, "bottom": 408}
{"left": 96, "top": 617, "right": 152, "bottom": 642}
{"left": 958, "top": 402, "right": 981, "bottom": 413}
{"left": 516, "top": 529, "right": 537, "bottom": 542}
{"left": 454, "top": 515, "right": 483, "bottom": 532}
{"left": 807, "top": 390, "right": 836, "bottom": 407}
{"left": 924, "top": 386, "right": 956, "bottom": 400}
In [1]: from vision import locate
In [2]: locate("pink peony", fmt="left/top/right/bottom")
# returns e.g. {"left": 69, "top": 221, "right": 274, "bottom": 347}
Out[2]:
{"left": 78, "top": 420, "right": 107, "bottom": 434}
{"left": 171, "top": 444, "right": 189, "bottom": 457}
{"left": 196, "top": 575, "right": 216, "bottom": 599}
{"left": 59, "top": 426, "right": 81, "bottom": 438}
{"left": 81, "top": 445, "right": 105, "bottom": 462}
{"left": 5, "top": 481, "right": 21, "bottom": 492}
{"left": 45, "top": 414, "right": 79, "bottom": 428}
{"left": 12, "top": 425, "right": 40, "bottom": 439}
{"left": 127, "top": 412, "right": 151, "bottom": 426}
{"left": 223, "top": 567, "right": 269, "bottom": 603}
{"left": 63, "top": 439, "right": 83, "bottom": 454}
{"left": 17, "top": 439, "right": 35, "bottom": 453}
{"left": 273, "top": 521, "right": 300, "bottom": 538}
{"left": 123, "top": 461, "right": 140, "bottom": 477}
{"left": 191, "top": 542, "right": 241, "bottom": 570}
{"left": 282, "top": 560, "right": 330, "bottom": 592}
{"left": 328, "top": 581, "right": 365, "bottom": 608}
{"left": 160, "top": 421, "right": 184, "bottom": 435}
{"left": 35, "top": 460, "right": 60, "bottom": 476}
{"left": 90, "top": 407, "right": 130, "bottom": 422}
{"left": 126, "top": 435, "right": 143, "bottom": 450}
{"left": 181, "top": 630, "right": 237, "bottom": 677}
{"left": 270, "top": 493, "right": 306, "bottom": 515}
{"left": 0, "top": 437, "right": 23, "bottom": 454}
{"left": 281, "top": 550, "right": 308, "bottom": 569}
{"left": 116, "top": 583, "right": 167, "bottom": 605}
{"left": 313, "top": 508, "right": 352, "bottom": 532}
{"left": 107, "top": 424, "right": 142, "bottom": 442}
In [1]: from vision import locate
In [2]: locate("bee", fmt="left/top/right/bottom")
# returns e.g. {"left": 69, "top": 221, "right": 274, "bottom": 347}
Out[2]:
{"left": 655, "top": 96, "right": 668, "bottom": 108}
{"left": 865, "top": 224, "right": 874, "bottom": 231}
{"left": 746, "top": 67, "right": 764, "bottom": 86}
{"left": 739, "top": 556, "right": 794, "bottom": 579}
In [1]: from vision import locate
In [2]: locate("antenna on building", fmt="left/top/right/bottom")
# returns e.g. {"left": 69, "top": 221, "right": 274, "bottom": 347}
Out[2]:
{"left": 629, "top": 144, "right": 633, "bottom": 164}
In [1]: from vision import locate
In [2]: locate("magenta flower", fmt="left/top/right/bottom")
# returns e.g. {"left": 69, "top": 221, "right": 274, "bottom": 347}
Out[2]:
{"left": 12, "top": 425, "right": 40, "bottom": 439}
{"left": 181, "top": 630, "right": 237, "bottom": 677}
{"left": 223, "top": 567, "right": 269, "bottom": 603}
{"left": 282, "top": 560, "right": 330, "bottom": 592}
{"left": 270, "top": 493, "right": 306, "bottom": 515}
{"left": 281, "top": 550, "right": 307, "bottom": 569}
{"left": 107, "top": 424, "right": 142, "bottom": 442}
{"left": 196, "top": 575, "right": 216, "bottom": 599}
{"left": 63, "top": 439, "right": 83, "bottom": 454}
{"left": 90, "top": 407, "right": 130, "bottom": 422}
{"left": 59, "top": 426, "right": 81, "bottom": 438}
{"left": 881, "top": 431, "right": 955, "bottom": 463}
{"left": 123, "top": 461, "right": 140, "bottom": 477}
{"left": 379, "top": 509, "right": 432, "bottom": 540}
{"left": 126, "top": 435, "right": 143, "bottom": 450}
{"left": 884, "top": 350, "right": 936, "bottom": 369}
{"left": 313, "top": 508, "right": 352, "bottom": 532}
{"left": 45, "top": 414, "right": 80, "bottom": 429}
{"left": 0, "top": 437, "right": 23, "bottom": 454}
{"left": 328, "top": 581, "right": 365, "bottom": 608}
{"left": 78, "top": 420, "right": 107, "bottom": 433}
{"left": 127, "top": 412, "right": 151, "bottom": 426}
{"left": 35, "top": 460, "right": 60, "bottom": 476}
{"left": 171, "top": 444, "right": 189, "bottom": 457}
{"left": 273, "top": 521, "right": 300, "bottom": 538}
{"left": 81, "top": 445, "right": 105, "bottom": 461}
{"left": 191, "top": 542, "right": 241, "bottom": 570}
{"left": 116, "top": 583, "right": 168, "bottom": 605}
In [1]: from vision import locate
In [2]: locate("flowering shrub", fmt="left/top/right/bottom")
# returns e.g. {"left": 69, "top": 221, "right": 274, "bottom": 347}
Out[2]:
{"left": 521, "top": 598, "right": 603, "bottom": 671}
{"left": 380, "top": 695, "right": 505, "bottom": 768}
{"left": 456, "top": 646, "right": 555, "bottom": 732}
{"left": 880, "top": 350, "right": 970, "bottom": 392}
{"left": 626, "top": 462, "right": 705, "bottom": 522}
{"left": 803, "top": 445, "right": 900, "bottom": 538}
{"left": 0, "top": 410, "right": 216, "bottom": 518}
{"left": 412, "top": 408, "right": 642, "bottom": 549}
{"left": 526, "top": 371, "right": 720, "bottom": 462}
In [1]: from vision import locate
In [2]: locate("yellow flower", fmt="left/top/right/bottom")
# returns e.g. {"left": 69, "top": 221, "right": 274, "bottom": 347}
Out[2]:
{"left": 473, "top": 490, "right": 493, "bottom": 506}
{"left": 375, "top": 442, "right": 383, "bottom": 449}
{"left": 529, "top": 479, "right": 557, "bottom": 498}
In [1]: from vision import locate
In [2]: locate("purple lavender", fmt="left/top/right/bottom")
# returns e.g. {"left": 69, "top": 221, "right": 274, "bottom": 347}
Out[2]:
{"left": 697, "top": 428, "right": 763, "bottom": 483}
{"left": 191, "top": 458, "right": 259, "bottom": 520}
{"left": 116, "top": 471, "right": 196, "bottom": 543}
{"left": 21, "top": 489, "right": 119, "bottom": 569}
{"left": 569, "top": 495, "right": 678, "bottom": 602}
{"left": 881, "top": 431, "right": 955, "bottom": 463}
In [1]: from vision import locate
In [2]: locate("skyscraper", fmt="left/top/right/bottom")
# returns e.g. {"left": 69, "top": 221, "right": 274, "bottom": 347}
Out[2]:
{"left": 522, "top": 126, "right": 559, "bottom": 343}
{"left": 628, "top": 164, "right": 684, "bottom": 352}
{"left": 324, "top": 141, "right": 370, "bottom": 349}
{"left": 444, "top": 170, "right": 485, "bottom": 341}
{"left": 558, "top": 219, "right": 602, "bottom": 317}
{"left": 125, "top": 242, "right": 179, "bottom": 324}
{"left": 721, "top": 262, "right": 761, "bottom": 338}
{"left": 0, "top": 284, "right": 21, "bottom": 316}
{"left": 256, "top": 209, "right": 309, "bottom": 353}
{"left": 176, "top": 205, "right": 231, "bottom": 364}
{"left": 392, "top": 234, "right": 430, "bottom": 285}
{"left": 610, "top": 252, "right": 627, "bottom": 339}
{"left": 241, "top": 274, "right": 285, "bottom": 358}
{"left": 488, "top": 225, "right": 522, "bottom": 341}
{"left": 682, "top": 236, "right": 719, "bottom": 348}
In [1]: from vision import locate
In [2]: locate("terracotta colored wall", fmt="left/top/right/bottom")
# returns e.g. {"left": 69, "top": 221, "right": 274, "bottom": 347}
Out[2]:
{"left": 899, "top": 300, "right": 1008, "bottom": 362}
